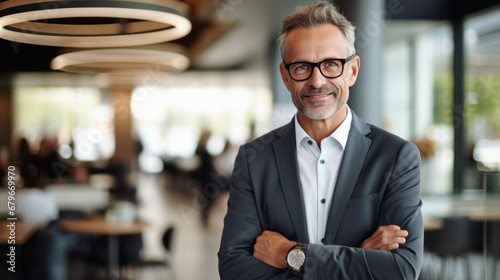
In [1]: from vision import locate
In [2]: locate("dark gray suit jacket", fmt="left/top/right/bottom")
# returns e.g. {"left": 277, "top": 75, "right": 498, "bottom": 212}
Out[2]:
{"left": 218, "top": 112, "right": 423, "bottom": 280}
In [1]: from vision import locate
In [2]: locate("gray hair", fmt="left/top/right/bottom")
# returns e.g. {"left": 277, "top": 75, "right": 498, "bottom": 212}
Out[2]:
{"left": 277, "top": 2, "right": 356, "bottom": 61}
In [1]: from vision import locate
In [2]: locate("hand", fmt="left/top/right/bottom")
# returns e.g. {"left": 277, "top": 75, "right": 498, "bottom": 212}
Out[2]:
{"left": 253, "top": 230, "right": 296, "bottom": 269}
{"left": 359, "top": 225, "right": 408, "bottom": 251}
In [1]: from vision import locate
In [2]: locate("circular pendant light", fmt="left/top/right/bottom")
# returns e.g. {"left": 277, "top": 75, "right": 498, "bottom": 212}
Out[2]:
{"left": 51, "top": 44, "right": 190, "bottom": 74}
{"left": 0, "top": 0, "right": 192, "bottom": 48}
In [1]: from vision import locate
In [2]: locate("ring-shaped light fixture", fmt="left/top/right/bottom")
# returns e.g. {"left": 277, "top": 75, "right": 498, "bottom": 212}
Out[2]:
{"left": 0, "top": 0, "right": 191, "bottom": 48}
{"left": 51, "top": 44, "right": 190, "bottom": 74}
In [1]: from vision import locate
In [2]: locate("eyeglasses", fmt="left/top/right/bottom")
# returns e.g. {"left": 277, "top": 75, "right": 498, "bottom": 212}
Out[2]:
{"left": 283, "top": 55, "right": 354, "bottom": 81}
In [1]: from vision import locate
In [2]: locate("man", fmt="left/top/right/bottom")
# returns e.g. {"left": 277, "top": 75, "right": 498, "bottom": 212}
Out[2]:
{"left": 218, "top": 2, "right": 423, "bottom": 279}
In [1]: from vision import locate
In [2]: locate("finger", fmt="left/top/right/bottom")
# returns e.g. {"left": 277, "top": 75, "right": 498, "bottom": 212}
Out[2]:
{"left": 375, "top": 225, "right": 400, "bottom": 237}
{"left": 386, "top": 237, "right": 406, "bottom": 248}
{"left": 380, "top": 227, "right": 407, "bottom": 238}
{"left": 386, "top": 230, "right": 408, "bottom": 238}
{"left": 384, "top": 235, "right": 406, "bottom": 244}
{"left": 360, "top": 225, "right": 407, "bottom": 250}
{"left": 390, "top": 225, "right": 401, "bottom": 231}
{"left": 398, "top": 230, "right": 409, "bottom": 237}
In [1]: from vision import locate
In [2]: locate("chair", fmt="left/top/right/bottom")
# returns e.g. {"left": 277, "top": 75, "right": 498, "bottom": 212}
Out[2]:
{"left": 80, "top": 233, "right": 144, "bottom": 280}
{"left": 422, "top": 216, "right": 474, "bottom": 280}
{"left": 134, "top": 226, "right": 176, "bottom": 279}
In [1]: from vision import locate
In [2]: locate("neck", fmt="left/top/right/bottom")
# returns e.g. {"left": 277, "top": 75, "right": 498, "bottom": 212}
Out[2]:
{"left": 297, "top": 105, "right": 347, "bottom": 145}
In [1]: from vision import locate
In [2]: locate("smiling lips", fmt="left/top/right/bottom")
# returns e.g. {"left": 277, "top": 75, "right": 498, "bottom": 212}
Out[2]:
{"left": 301, "top": 88, "right": 337, "bottom": 99}
{"left": 305, "top": 93, "right": 332, "bottom": 99}
{"left": 302, "top": 91, "right": 336, "bottom": 102}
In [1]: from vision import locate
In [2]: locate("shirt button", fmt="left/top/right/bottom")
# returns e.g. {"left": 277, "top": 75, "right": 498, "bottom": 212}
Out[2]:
{"left": 320, "top": 159, "right": 325, "bottom": 164}
{"left": 321, "top": 238, "right": 325, "bottom": 243}
{"left": 321, "top": 199, "right": 326, "bottom": 204}
{"left": 307, "top": 140, "right": 313, "bottom": 145}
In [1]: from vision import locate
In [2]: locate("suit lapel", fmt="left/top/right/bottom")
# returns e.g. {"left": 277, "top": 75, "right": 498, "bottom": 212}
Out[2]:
{"left": 324, "top": 112, "right": 372, "bottom": 244}
{"left": 273, "top": 120, "right": 309, "bottom": 242}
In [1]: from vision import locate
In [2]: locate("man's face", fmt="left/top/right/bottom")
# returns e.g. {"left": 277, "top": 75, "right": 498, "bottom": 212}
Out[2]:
{"left": 279, "top": 24, "right": 360, "bottom": 120}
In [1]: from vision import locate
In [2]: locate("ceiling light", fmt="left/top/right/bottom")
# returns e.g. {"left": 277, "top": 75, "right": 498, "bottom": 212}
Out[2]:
{"left": 51, "top": 44, "right": 190, "bottom": 74}
{"left": 0, "top": 0, "right": 191, "bottom": 48}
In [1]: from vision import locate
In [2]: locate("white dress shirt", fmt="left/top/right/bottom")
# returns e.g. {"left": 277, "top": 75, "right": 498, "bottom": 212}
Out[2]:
{"left": 294, "top": 107, "right": 352, "bottom": 244}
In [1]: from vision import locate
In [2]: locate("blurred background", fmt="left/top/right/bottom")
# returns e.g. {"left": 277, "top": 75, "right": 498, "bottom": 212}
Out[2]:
{"left": 0, "top": 0, "right": 499, "bottom": 279}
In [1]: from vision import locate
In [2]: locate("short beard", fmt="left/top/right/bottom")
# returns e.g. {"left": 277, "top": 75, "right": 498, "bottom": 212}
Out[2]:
{"left": 296, "top": 87, "right": 348, "bottom": 120}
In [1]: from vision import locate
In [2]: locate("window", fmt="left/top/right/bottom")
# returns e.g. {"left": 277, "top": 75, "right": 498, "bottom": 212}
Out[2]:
{"left": 13, "top": 73, "right": 114, "bottom": 162}
{"left": 384, "top": 22, "right": 454, "bottom": 195}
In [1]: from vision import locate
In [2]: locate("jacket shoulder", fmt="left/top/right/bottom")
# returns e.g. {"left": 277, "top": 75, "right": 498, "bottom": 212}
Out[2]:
{"left": 365, "top": 124, "right": 419, "bottom": 156}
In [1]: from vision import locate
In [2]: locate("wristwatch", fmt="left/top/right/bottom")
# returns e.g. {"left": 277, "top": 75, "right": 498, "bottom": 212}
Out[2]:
{"left": 286, "top": 242, "right": 307, "bottom": 276}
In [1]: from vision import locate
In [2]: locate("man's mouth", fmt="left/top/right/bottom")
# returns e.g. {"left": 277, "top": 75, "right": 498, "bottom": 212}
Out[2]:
{"left": 304, "top": 93, "right": 332, "bottom": 98}
{"left": 301, "top": 88, "right": 337, "bottom": 99}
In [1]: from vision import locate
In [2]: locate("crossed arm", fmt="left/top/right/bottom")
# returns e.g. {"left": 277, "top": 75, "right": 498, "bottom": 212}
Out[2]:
{"left": 253, "top": 225, "right": 409, "bottom": 269}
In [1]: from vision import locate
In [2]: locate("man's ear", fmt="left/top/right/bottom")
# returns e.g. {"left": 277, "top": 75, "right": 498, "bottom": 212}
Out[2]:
{"left": 348, "top": 55, "right": 360, "bottom": 87}
{"left": 279, "top": 62, "right": 293, "bottom": 92}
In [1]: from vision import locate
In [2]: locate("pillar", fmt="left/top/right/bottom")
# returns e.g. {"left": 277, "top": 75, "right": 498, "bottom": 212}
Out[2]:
{"left": 109, "top": 84, "right": 136, "bottom": 181}
{"left": 334, "top": 0, "right": 385, "bottom": 127}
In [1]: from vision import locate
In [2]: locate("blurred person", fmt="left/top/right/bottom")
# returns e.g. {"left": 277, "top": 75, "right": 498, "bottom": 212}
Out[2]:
{"left": 37, "top": 138, "right": 63, "bottom": 184}
{"left": 17, "top": 188, "right": 59, "bottom": 226}
{"left": 15, "top": 137, "right": 39, "bottom": 187}
{"left": 218, "top": 2, "right": 423, "bottom": 279}
{"left": 71, "top": 162, "right": 89, "bottom": 184}
{"left": 192, "top": 130, "right": 219, "bottom": 225}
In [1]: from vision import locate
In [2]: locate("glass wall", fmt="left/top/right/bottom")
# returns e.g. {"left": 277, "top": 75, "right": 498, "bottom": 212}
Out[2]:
{"left": 384, "top": 22, "right": 454, "bottom": 195}
{"left": 464, "top": 8, "right": 500, "bottom": 191}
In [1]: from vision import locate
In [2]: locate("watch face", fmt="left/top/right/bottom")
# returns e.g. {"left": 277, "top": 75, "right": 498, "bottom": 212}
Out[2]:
{"left": 287, "top": 249, "right": 305, "bottom": 269}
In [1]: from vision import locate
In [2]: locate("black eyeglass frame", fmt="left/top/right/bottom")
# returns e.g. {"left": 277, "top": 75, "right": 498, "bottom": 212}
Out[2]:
{"left": 283, "top": 55, "right": 354, "bottom": 81}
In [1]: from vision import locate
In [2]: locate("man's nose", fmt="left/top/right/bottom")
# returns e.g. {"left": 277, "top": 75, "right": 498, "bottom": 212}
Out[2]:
{"left": 307, "top": 66, "right": 327, "bottom": 88}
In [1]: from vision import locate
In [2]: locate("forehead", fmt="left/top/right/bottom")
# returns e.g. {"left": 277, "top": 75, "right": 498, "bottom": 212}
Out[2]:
{"left": 285, "top": 23, "right": 348, "bottom": 61}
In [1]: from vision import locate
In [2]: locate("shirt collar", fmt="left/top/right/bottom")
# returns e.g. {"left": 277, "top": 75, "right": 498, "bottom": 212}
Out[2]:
{"left": 294, "top": 106, "right": 352, "bottom": 151}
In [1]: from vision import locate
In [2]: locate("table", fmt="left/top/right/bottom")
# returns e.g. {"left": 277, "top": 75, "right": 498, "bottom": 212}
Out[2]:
{"left": 0, "top": 220, "right": 43, "bottom": 280}
{"left": 467, "top": 208, "right": 500, "bottom": 222}
{"left": 423, "top": 217, "right": 444, "bottom": 231}
{"left": 59, "top": 216, "right": 147, "bottom": 280}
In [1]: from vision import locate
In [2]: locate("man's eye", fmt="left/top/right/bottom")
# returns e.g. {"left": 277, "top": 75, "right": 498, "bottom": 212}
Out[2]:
{"left": 323, "top": 61, "right": 340, "bottom": 68}
{"left": 293, "top": 64, "right": 310, "bottom": 72}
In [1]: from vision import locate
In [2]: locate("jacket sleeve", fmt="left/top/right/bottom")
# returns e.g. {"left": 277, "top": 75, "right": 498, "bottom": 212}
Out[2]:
{"left": 303, "top": 141, "right": 424, "bottom": 280}
{"left": 218, "top": 145, "right": 295, "bottom": 279}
